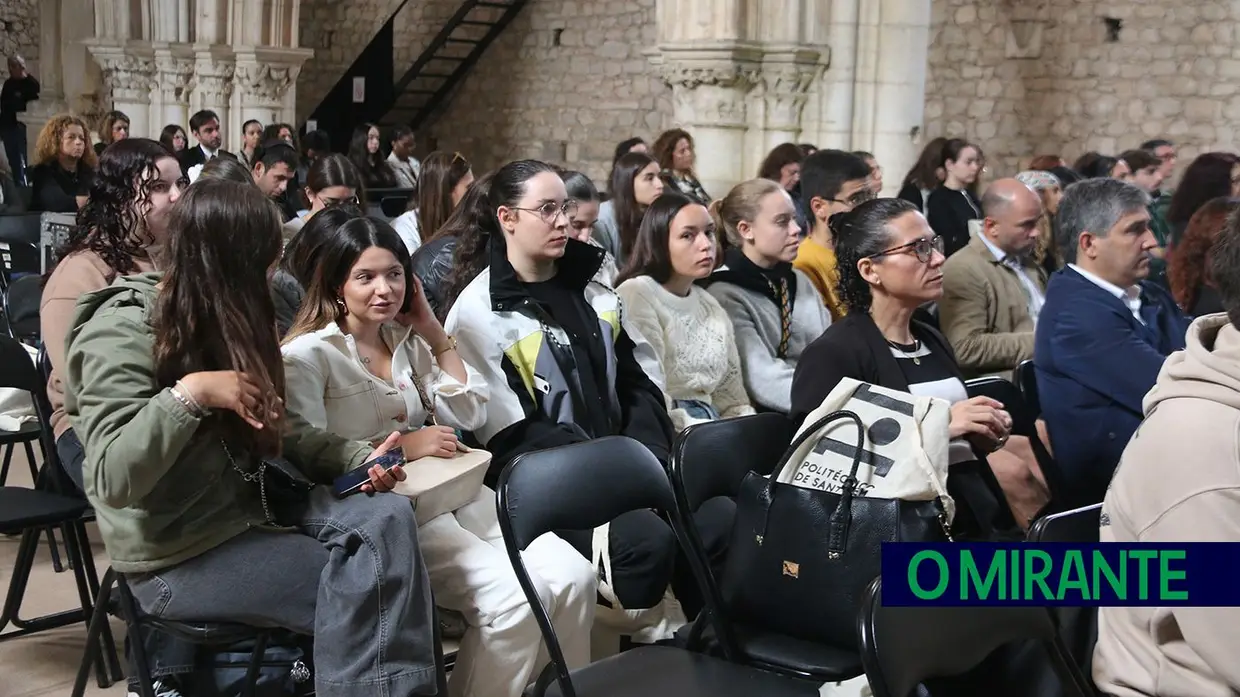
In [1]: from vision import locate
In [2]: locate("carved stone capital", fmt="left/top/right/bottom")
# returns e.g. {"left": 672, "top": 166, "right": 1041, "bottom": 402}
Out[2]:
{"left": 652, "top": 46, "right": 762, "bottom": 129}
{"left": 234, "top": 63, "right": 298, "bottom": 106}
{"left": 759, "top": 57, "right": 824, "bottom": 130}
{"left": 191, "top": 56, "right": 236, "bottom": 105}
{"left": 154, "top": 51, "right": 195, "bottom": 105}
{"left": 88, "top": 44, "right": 156, "bottom": 105}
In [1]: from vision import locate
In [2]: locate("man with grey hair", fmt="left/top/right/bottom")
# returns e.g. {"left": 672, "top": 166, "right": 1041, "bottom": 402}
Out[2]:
{"left": 0, "top": 54, "right": 39, "bottom": 185}
{"left": 1033, "top": 177, "right": 1189, "bottom": 507}
{"left": 940, "top": 178, "right": 1048, "bottom": 378}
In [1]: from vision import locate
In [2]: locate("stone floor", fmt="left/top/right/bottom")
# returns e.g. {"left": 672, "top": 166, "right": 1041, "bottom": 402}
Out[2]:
{"left": 0, "top": 446, "right": 128, "bottom": 697}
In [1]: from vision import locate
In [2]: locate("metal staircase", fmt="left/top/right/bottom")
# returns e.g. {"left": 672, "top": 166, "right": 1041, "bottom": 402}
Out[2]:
{"left": 381, "top": 0, "right": 529, "bottom": 130}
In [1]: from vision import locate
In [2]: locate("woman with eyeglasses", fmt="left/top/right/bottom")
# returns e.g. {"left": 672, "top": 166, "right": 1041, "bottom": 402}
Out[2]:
{"left": 925, "top": 138, "right": 985, "bottom": 258}
{"left": 443, "top": 160, "right": 708, "bottom": 636}
{"left": 790, "top": 198, "right": 1017, "bottom": 538}
{"left": 281, "top": 153, "right": 363, "bottom": 240}
{"left": 702, "top": 178, "right": 831, "bottom": 415}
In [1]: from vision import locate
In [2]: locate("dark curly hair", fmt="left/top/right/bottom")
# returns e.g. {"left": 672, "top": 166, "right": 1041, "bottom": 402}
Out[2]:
{"left": 1167, "top": 197, "right": 1240, "bottom": 312}
{"left": 440, "top": 160, "right": 559, "bottom": 317}
{"left": 61, "top": 138, "right": 175, "bottom": 276}
{"left": 831, "top": 197, "right": 920, "bottom": 314}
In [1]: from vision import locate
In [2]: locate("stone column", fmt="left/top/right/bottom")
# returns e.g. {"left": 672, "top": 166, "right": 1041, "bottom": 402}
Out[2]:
{"left": 21, "top": 0, "right": 71, "bottom": 155}
{"left": 190, "top": 47, "right": 236, "bottom": 149}
{"left": 656, "top": 53, "right": 761, "bottom": 198}
{"left": 852, "top": 0, "right": 931, "bottom": 195}
{"left": 152, "top": 45, "right": 195, "bottom": 133}
{"left": 812, "top": 0, "right": 861, "bottom": 150}
{"left": 759, "top": 50, "right": 825, "bottom": 152}
{"left": 232, "top": 47, "right": 313, "bottom": 131}
{"left": 86, "top": 42, "right": 157, "bottom": 140}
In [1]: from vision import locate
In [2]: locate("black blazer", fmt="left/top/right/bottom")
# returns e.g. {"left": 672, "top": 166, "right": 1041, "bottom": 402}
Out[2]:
{"left": 790, "top": 311, "right": 961, "bottom": 425}
{"left": 177, "top": 145, "right": 235, "bottom": 175}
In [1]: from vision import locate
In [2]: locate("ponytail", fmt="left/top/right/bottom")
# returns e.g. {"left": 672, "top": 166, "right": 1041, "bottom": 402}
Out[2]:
{"left": 711, "top": 178, "right": 783, "bottom": 248}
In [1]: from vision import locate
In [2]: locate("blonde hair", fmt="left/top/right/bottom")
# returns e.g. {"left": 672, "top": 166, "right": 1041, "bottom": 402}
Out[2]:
{"left": 33, "top": 114, "right": 97, "bottom": 169}
{"left": 708, "top": 178, "right": 785, "bottom": 248}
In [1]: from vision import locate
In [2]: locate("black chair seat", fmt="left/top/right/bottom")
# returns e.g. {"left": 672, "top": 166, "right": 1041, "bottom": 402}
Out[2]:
{"left": 697, "top": 622, "right": 863, "bottom": 680}
{"left": 543, "top": 645, "right": 820, "bottom": 697}
{"left": 0, "top": 486, "right": 89, "bottom": 531}
{"left": 0, "top": 420, "right": 40, "bottom": 443}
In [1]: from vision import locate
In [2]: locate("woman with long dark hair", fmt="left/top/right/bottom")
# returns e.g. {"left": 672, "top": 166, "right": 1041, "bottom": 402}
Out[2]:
{"left": 281, "top": 153, "right": 363, "bottom": 240}
{"left": 615, "top": 192, "right": 754, "bottom": 431}
{"left": 1167, "top": 197, "right": 1240, "bottom": 316}
{"left": 1166, "top": 152, "right": 1240, "bottom": 246}
{"left": 64, "top": 179, "right": 437, "bottom": 697}
{"left": 158, "top": 123, "right": 187, "bottom": 153}
{"left": 442, "top": 159, "right": 723, "bottom": 631}
{"left": 273, "top": 204, "right": 365, "bottom": 337}
{"left": 593, "top": 151, "right": 664, "bottom": 268}
{"left": 897, "top": 136, "right": 948, "bottom": 212}
{"left": 93, "top": 110, "right": 129, "bottom": 156}
{"left": 283, "top": 216, "right": 592, "bottom": 697}
{"left": 348, "top": 122, "right": 398, "bottom": 190}
{"left": 393, "top": 150, "right": 474, "bottom": 254}
{"left": 925, "top": 138, "right": 984, "bottom": 257}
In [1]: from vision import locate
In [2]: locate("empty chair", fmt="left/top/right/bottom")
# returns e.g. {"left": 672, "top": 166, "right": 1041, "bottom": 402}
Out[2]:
{"left": 857, "top": 577, "right": 1093, "bottom": 697}
{"left": 669, "top": 413, "right": 863, "bottom": 681}
{"left": 496, "top": 436, "right": 820, "bottom": 697}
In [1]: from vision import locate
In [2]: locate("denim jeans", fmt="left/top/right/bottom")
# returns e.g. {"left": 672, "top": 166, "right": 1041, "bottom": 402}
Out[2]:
{"left": 673, "top": 399, "right": 720, "bottom": 422}
{"left": 58, "top": 428, "right": 200, "bottom": 686}
{"left": 129, "top": 487, "right": 438, "bottom": 696}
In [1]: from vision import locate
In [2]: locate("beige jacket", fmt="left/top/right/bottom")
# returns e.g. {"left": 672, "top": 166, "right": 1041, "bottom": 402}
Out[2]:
{"left": 938, "top": 234, "right": 1047, "bottom": 378}
{"left": 1095, "top": 313, "right": 1240, "bottom": 697}
{"left": 41, "top": 250, "right": 155, "bottom": 439}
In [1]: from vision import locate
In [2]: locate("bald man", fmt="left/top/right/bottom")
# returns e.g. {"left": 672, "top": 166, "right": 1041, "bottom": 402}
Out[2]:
{"left": 938, "top": 178, "right": 1049, "bottom": 378}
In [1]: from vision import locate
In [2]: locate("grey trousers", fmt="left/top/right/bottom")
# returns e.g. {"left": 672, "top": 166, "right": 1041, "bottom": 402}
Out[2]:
{"left": 129, "top": 487, "right": 438, "bottom": 696}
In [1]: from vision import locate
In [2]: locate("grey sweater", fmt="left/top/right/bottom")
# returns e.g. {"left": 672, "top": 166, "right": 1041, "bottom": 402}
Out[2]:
{"left": 706, "top": 269, "right": 831, "bottom": 413}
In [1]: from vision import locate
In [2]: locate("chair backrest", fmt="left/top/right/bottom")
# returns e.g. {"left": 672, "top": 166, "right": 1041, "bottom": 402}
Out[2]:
{"left": 5, "top": 272, "right": 42, "bottom": 340}
{"left": 496, "top": 436, "right": 680, "bottom": 697}
{"left": 857, "top": 578, "right": 1092, "bottom": 697}
{"left": 670, "top": 412, "right": 795, "bottom": 512}
{"left": 1027, "top": 503, "right": 1102, "bottom": 543}
{"left": 1014, "top": 359, "right": 1040, "bottom": 416}
{"left": 0, "top": 332, "right": 42, "bottom": 393}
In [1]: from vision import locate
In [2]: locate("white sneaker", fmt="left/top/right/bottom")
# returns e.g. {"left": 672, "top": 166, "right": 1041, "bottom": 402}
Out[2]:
{"left": 127, "top": 680, "right": 184, "bottom": 697}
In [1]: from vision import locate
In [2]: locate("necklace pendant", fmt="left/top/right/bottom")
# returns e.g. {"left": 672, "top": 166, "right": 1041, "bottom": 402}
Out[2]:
{"left": 913, "top": 357, "right": 921, "bottom": 365}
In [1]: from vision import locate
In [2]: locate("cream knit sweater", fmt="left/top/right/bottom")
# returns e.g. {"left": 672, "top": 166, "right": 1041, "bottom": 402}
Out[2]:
{"left": 617, "top": 275, "right": 755, "bottom": 431}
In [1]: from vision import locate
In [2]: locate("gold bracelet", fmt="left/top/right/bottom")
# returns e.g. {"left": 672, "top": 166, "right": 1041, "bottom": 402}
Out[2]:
{"left": 432, "top": 335, "right": 458, "bottom": 357}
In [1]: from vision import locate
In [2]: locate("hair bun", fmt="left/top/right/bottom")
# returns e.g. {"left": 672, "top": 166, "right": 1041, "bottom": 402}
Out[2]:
{"left": 827, "top": 208, "right": 853, "bottom": 238}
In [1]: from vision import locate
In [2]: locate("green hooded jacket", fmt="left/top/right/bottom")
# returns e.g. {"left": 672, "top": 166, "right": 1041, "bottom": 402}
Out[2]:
{"left": 64, "top": 272, "right": 372, "bottom": 573}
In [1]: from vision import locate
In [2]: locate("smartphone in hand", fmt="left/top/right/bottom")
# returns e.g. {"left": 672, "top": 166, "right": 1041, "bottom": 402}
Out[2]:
{"left": 332, "top": 450, "right": 405, "bottom": 498}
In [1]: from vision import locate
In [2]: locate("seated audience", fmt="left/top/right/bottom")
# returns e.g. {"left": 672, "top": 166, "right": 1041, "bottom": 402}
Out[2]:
{"left": 790, "top": 198, "right": 1024, "bottom": 534}
{"left": 348, "top": 122, "right": 399, "bottom": 190}
{"left": 794, "top": 149, "right": 874, "bottom": 320}
{"left": 177, "top": 109, "right": 231, "bottom": 177}
{"left": 1165, "top": 152, "right": 1240, "bottom": 247}
{"left": 1075, "top": 152, "right": 1128, "bottom": 181}
{"left": 387, "top": 125, "right": 421, "bottom": 188}
{"left": 197, "top": 154, "right": 257, "bottom": 185}
{"left": 64, "top": 179, "right": 438, "bottom": 696}
{"left": 237, "top": 119, "right": 263, "bottom": 169}
{"left": 757, "top": 143, "right": 804, "bottom": 193}
{"left": 248, "top": 139, "right": 299, "bottom": 203}
{"left": 159, "top": 124, "right": 187, "bottom": 154}
{"left": 616, "top": 193, "right": 755, "bottom": 431}
{"left": 652, "top": 128, "right": 709, "bottom": 204}
{"left": 414, "top": 172, "right": 494, "bottom": 320}
{"left": 926, "top": 138, "right": 984, "bottom": 258}
{"left": 93, "top": 110, "right": 129, "bottom": 156}
{"left": 1028, "top": 154, "right": 1065, "bottom": 171}
{"left": 939, "top": 178, "right": 1048, "bottom": 378}
{"left": 560, "top": 169, "right": 618, "bottom": 285}
{"left": 1093, "top": 212, "right": 1240, "bottom": 697}
{"left": 1035, "top": 178, "right": 1190, "bottom": 506}
{"left": 1015, "top": 169, "right": 1064, "bottom": 275}
{"left": 594, "top": 151, "right": 664, "bottom": 268}
{"left": 1167, "top": 197, "right": 1240, "bottom": 317}
{"left": 442, "top": 160, "right": 726, "bottom": 619}
{"left": 898, "top": 136, "right": 948, "bottom": 212}
{"left": 393, "top": 151, "right": 474, "bottom": 254}
{"left": 281, "top": 153, "right": 362, "bottom": 241}
{"left": 273, "top": 205, "right": 364, "bottom": 337}
{"left": 282, "top": 217, "right": 593, "bottom": 697}
{"left": 27, "top": 114, "right": 95, "bottom": 212}
{"left": 704, "top": 178, "right": 831, "bottom": 414}
{"left": 852, "top": 152, "right": 883, "bottom": 195}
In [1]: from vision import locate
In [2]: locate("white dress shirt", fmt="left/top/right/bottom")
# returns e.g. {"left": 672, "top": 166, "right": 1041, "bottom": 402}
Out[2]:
{"left": 1068, "top": 263, "right": 1144, "bottom": 324}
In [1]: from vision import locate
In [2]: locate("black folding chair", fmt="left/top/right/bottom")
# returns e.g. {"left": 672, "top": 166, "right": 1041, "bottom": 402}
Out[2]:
{"left": 4, "top": 272, "right": 41, "bottom": 343}
{"left": 669, "top": 414, "right": 862, "bottom": 682}
{"left": 965, "top": 376, "right": 1073, "bottom": 514}
{"left": 497, "top": 436, "right": 820, "bottom": 697}
{"left": 0, "top": 336, "right": 119, "bottom": 689}
{"left": 857, "top": 577, "right": 1093, "bottom": 697}
{"left": 1027, "top": 503, "right": 1102, "bottom": 544}
{"left": 1013, "top": 359, "right": 1040, "bottom": 416}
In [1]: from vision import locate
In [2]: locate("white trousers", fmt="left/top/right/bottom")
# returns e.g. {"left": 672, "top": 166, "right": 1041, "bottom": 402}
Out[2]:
{"left": 419, "top": 487, "right": 597, "bottom": 697}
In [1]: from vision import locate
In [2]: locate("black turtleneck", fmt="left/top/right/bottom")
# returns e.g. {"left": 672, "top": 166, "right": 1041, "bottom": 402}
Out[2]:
{"left": 703, "top": 247, "right": 798, "bottom": 310}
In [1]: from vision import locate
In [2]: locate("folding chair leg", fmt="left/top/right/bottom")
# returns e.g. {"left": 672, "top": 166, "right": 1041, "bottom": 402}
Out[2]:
{"left": 72, "top": 568, "right": 117, "bottom": 697}
{"left": 241, "top": 631, "right": 270, "bottom": 697}
{"left": 61, "top": 525, "right": 115, "bottom": 689}
{"left": 22, "top": 440, "right": 38, "bottom": 484}
{"left": 45, "top": 525, "right": 65, "bottom": 573}
{"left": 0, "top": 443, "right": 12, "bottom": 486}
{"left": 75, "top": 525, "right": 120, "bottom": 681}
{"left": 116, "top": 576, "right": 158, "bottom": 697}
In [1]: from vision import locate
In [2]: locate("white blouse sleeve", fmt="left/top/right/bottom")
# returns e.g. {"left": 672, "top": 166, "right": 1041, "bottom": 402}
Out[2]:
{"left": 412, "top": 336, "right": 489, "bottom": 432}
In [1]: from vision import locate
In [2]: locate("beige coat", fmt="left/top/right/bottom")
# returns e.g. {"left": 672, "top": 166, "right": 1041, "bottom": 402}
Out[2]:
{"left": 938, "top": 234, "right": 1048, "bottom": 378}
{"left": 1095, "top": 314, "right": 1240, "bottom": 697}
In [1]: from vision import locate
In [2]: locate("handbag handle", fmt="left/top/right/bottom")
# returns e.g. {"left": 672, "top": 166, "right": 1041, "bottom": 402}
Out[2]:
{"left": 758, "top": 410, "right": 866, "bottom": 558}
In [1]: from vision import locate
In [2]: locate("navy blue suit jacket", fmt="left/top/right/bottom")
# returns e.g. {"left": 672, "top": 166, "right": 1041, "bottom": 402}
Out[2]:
{"left": 1033, "top": 266, "right": 1189, "bottom": 505}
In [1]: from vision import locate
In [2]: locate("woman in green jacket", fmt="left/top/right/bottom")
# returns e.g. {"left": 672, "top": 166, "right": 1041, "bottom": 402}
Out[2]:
{"left": 64, "top": 179, "right": 439, "bottom": 697}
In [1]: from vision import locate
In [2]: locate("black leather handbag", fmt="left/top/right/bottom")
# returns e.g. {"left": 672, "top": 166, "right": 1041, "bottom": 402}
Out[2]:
{"left": 720, "top": 409, "right": 952, "bottom": 650}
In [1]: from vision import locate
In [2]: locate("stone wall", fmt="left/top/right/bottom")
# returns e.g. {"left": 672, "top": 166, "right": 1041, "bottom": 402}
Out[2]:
{"left": 423, "top": 0, "right": 672, "bottom": 184}
{"left": 925, "top": 0, "right": 1240, "bottom": 180}
{"left": 0, "top": 0, "right": 39, "bottom": 73}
